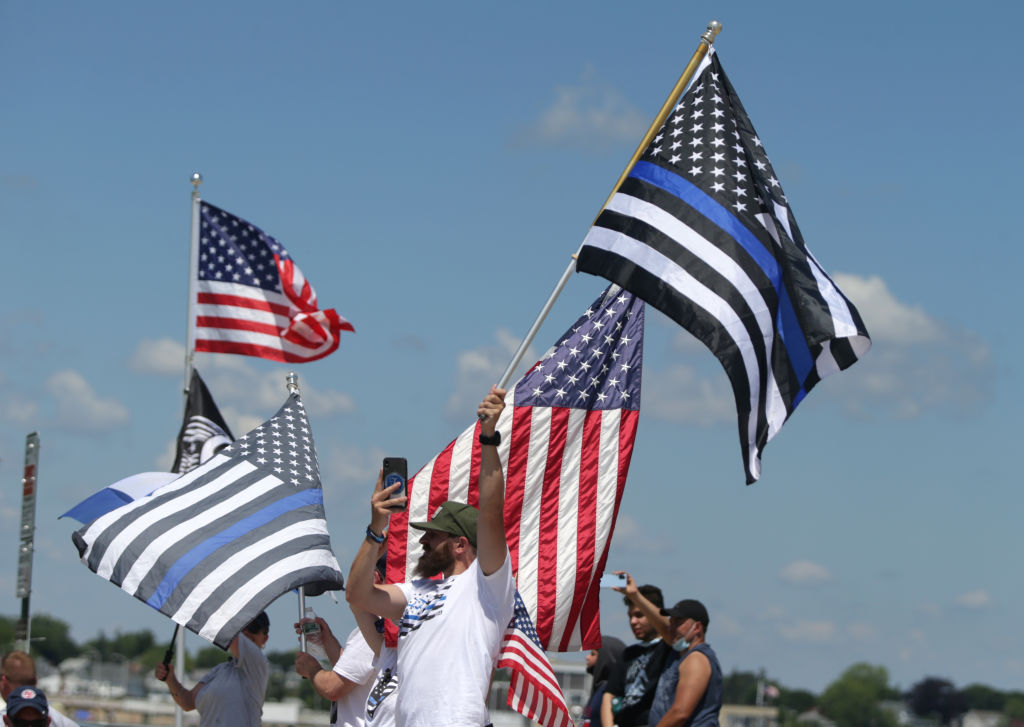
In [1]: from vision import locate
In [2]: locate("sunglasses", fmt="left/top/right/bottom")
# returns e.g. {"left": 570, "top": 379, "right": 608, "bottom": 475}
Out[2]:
{"left": 12, "top": 718, "right": 48, "bottom": 727}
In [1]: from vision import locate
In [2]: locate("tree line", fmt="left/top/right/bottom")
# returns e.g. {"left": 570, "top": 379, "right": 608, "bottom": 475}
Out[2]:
{"left": 724, "top": 663, "right": 1024, "bottom": 727}
{"left": 4, "top": 614, "right": 1023, "bottom": 726}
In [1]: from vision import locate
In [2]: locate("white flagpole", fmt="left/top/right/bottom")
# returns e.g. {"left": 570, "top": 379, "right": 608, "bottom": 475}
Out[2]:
{"left": 175, "top": 172, "right": 203, "bottom": 727}
{"left": 489, "top": 21, "right": 722, "bottom": 394}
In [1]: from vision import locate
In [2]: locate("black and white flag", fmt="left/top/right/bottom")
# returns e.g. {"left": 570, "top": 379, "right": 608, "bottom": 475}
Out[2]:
{"left": 73, "top": 392, "right": 344, "bottom": 648}
{"left": 173, "top": 369, "right": 234, "bottom": 475}
{"left": 577, "top": 48, "right": 870, "bottom": 483}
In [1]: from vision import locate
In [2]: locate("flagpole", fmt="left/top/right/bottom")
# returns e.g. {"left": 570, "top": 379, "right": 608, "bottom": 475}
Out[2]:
{"left": 176, "top": 172, "right": 202, "bottom": 727}
{"left": 285, "top": 372, "right": 310, "bottom": 652}
{"left": 184, "top": 172, "right": 202, "bottom": 393}
{"left": 490, "top": 20, "right": 722, "bottom": 393}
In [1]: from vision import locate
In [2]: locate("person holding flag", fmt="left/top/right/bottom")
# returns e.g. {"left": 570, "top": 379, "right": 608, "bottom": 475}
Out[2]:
{"left": 345, "top": 386, "right": 515, "bottom": 727}
{"left": 154, "top": 612, "right": 271, "bottom": 727}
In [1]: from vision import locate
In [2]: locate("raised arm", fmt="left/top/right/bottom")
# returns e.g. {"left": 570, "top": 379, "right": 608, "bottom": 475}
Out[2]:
{"left": 345, "top": 472, "right": 408, "bottom": 621}
{"left": 476, "top": 385, "right": 508, "bottom": 576}
{"left": 614, "top": 570, "right": 671, "bottom": 641}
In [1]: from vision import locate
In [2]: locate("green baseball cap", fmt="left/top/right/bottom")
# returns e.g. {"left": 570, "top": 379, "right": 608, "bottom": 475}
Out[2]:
{"left": 410, "top": 500, "right": 478, "bottom": 547}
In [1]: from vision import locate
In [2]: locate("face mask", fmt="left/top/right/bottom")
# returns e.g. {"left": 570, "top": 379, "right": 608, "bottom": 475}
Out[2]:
{"left": 672, "top": 623, "right": 697, "bottom": 651}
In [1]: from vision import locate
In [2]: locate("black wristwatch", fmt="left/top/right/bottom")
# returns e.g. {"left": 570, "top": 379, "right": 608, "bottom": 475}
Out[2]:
{"left": 478, "top": 431, "right": 501, "bottom": 446}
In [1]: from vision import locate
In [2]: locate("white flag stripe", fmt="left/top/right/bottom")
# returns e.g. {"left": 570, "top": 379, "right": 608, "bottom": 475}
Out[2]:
{"left": 200, "top": 548, "right": 341, "bottom": 642}
{"left": 500, "top": 645, "right": 564, "bottom": 694}
{"left": 173, "top": 518, "right": 333, "bottom": 627}
{"left": 96, "top": 460, "right": 258, "bottom": 579}
{"left": 551, "top": 408, "right": 585, "bottom": 647}
{"left": 804, "top": 251, "right": 862, "bottom": 339}
{"left": 198, "top": 279, "right": 291, "bottom": 307}
{"left": 403, "top": 454, "right": 437, "bottom": 577}
{"left": 195, "top": 326, "right": 332, "bottom": 356}
{"left": 515, "top": 407, "right": 552, "bottom": 620}
{"left": 194, "top": 301, "right": 289, "bottom": 328}
{"left": 120, "top": 474, "right": 282, "bottom": 595}
{"left": 446, "top": 425, "right": 475, "bottom": 505}
{"left": 80, "top": 455, "right": 230, "bottom": 561}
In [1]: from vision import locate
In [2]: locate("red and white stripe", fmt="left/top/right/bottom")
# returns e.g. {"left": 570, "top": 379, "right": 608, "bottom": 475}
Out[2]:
{"left": 386, "top": 390, "right": 638, "bottom": 652}
{"left": 195, "top": 257, "right": 354, "bottom": 363}
{"left": 498, "top": 620, "right": 573, "bottom": 727}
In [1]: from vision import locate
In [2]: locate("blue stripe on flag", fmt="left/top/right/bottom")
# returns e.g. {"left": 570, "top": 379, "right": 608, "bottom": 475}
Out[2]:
{"left": 146, "top": 488, "right": 324, "bottom": 609}
{"left": 629, "top": 160, "right": 815, "bottom": 391}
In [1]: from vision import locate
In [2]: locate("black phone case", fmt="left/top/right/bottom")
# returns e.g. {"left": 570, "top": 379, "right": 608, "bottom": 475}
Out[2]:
{"left": 382, "top": 457, "right": 408, "bottom": 510}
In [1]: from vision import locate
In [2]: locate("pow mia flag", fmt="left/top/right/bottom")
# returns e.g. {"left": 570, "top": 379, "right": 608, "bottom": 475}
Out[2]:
{"left": 173, "top": 369, "right": 234, "bottom": 475}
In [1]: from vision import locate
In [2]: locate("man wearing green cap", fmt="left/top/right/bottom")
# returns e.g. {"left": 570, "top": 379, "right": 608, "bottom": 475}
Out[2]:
{"left": 346, "top": 386, "right": 516, "bottom": 727}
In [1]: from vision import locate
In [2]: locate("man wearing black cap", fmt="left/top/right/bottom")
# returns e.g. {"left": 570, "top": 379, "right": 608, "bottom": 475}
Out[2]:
{"left": 647, "top": 599, "right": 722, "bottom": 727}
{"left": 3, "top": 685, "right": 50, "bottom": 727}
{"left": 346, "top": 386, "right": 515, "bottom": 727}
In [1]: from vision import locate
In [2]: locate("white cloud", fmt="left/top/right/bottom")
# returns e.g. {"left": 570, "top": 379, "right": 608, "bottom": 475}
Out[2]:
{"left": 130, "top": 338, "right": 186, "bottom": 376}
{"left": 714, "top": 613, "right": 743, "bottom": 636}
{"left": 3, "top": 397, "right": 39, "bottom": 424}
{"left": 444, "top": 329, "right": 536, "bottom": 422}
{"left": 320, "top": 443, "right": 388, "bottom": 488}
{"left": 954, "top": 589, "right": 991, "bottom": 608}
{"left": 606, "top": 513, "right": 676, "bottom": 557}
{"left": 779, "top": 560, "right": 831, "bottom": 585}
{"left": 642, "top": 363, "right": 734, "bottom": 426}
{"left": 835, "top": 274, "right": 943, "bottom": 344}
{"left": 516, "top": 69, "right": 646, "bottom": 150}
{"left": 818, "top": 273, "right": 991, "bottom": 418}
{"left": 847, "top": 622, "right": 876, "bottom": 640}
{"left": 779, "top": 620, "right": 835, "bottom": 642}
{"left": 130, "top": 345, "right": 356, "bottom": 419}
{"left": 46, "top": 370, "right": 130, "bottom": 431}
{"left": 642, "top": 274, "right": 991, "bottom": 426}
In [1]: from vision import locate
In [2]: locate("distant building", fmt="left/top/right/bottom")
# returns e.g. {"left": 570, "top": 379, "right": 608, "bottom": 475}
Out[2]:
{"left": 721, "top": 704, "right": 780, "bottom": 727}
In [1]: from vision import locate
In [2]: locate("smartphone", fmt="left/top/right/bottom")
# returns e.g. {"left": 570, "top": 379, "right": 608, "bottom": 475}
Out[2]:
{"left": 600, "top": 572, "right": 626, "bottom": 588}
{"left": 382, "top": 457, "right": 408, "bottom": 511}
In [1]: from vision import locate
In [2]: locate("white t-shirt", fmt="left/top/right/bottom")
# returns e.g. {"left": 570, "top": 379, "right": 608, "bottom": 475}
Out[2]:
{"left": 330, "top": 627, "right": 378, "bottom": 727}
{"left": 395, "top": 554, "right": 515, "bottom": 727}
{"left": 365, "top": 645, "right": 397, "bottom": 727}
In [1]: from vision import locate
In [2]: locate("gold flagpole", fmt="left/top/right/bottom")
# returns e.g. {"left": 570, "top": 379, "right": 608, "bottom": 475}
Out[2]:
{"left": 490, "top": 20, "right": 722, "bottom": 393}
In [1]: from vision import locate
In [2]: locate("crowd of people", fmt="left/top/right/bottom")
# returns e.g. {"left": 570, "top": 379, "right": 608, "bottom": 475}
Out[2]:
{"left": 274, "top": 386, "right": 724, "bottom": 727}
{"left": 1, "top": 385, "right": 719, "bottom": 727}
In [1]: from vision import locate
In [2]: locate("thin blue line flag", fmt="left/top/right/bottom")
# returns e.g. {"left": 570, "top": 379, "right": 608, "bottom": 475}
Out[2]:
{"left": 72, "top": 392, "right": 344, "bottom": 648}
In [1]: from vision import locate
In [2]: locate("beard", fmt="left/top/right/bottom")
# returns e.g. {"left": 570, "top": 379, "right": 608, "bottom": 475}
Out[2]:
{"left": 414, "top": 537, "right": 456, "bottom": 578}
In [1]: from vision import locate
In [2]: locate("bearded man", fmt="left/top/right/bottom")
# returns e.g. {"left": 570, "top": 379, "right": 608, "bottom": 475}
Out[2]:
{"left": 346, "top": 386, "right": 515, "bottom": 727}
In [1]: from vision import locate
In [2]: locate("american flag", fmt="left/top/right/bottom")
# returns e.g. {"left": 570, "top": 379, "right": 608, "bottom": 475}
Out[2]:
{"left": 497, "top": 591, "right": 573, "bottom": 727}
{"left": 196, "top": 202, "right": 354, "bottom": 363}
{"left": 386, "top": 284, "right": 643, "bottom": 653}
{"left": 577, "top": 48, "right": 870, "bottom": 483}
{"left": 73, "top": 393, "right": 344, "bottom": 648}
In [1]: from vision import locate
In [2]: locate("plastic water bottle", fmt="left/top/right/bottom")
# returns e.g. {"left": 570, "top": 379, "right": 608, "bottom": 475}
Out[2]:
{"left": 302, "top": 606, "right": 329, "bottom": 663}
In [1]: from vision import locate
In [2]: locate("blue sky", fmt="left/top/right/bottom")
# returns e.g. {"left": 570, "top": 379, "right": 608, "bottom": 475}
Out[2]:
{"left": 1, "top": 0, "right": 1020, "bottom": 695}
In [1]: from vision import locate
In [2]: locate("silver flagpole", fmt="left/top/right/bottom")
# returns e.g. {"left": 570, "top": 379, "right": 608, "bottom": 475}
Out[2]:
{"left": 184, "top": 172, "right": 202, "bottom": 390}
{"left": 175, "top": 172, "right": 203, "bottom": 727}
{"left": 488, "top": 20, "right": 723, "bottom": 396}
{"left": 286, "top": 372, "right": 309, "bottom": 652}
